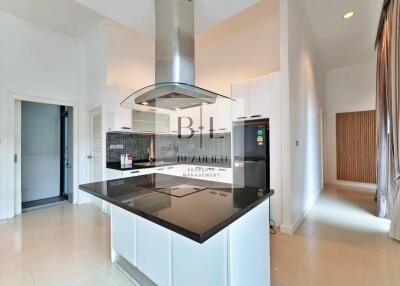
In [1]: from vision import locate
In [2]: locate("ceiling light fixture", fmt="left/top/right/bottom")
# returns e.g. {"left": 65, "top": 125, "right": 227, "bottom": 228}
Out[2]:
{"left": 142, "top": 102, "right": 149, "bottom": 105}
{"left": 343, "top": 11, "right": 355, "bottom": 19}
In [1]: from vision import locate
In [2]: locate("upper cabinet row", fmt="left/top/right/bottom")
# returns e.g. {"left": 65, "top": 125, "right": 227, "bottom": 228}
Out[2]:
{"left": 106, "top": 72, "right": 280, "bottom": 133}
{"left": 231, "top": 72, "right": 280, "bottom": 121}
{"left": 106, "top": 85, "right": 133, "bottom": 132}
{"left": 106, "top": 85, "right": 170, "bottom": 133}
{"left": 169, "top": 97, "right": 232, "bottom": 135}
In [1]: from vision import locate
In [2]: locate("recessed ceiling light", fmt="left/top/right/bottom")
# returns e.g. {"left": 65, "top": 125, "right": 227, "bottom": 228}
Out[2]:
{"left": 142, "top": 102, "right": 149, "bottom": 105}
{"left": 343, "top": 11, "right": 355, "bottom": 19}
{"left": 175, "top": 108, "right": 180, "bottom": 111}
{"left": 201, "top": 102, "right": 208, "bottom": 106}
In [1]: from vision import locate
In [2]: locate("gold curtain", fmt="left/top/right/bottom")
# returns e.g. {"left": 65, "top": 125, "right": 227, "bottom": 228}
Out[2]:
{"left": 376, "top": 0, "right": 400, "bottom": 241}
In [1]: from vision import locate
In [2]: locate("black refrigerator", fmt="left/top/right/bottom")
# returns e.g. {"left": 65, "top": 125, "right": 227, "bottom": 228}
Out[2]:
{"left": 232, "top": 119, "right": 270, "bottom": 190}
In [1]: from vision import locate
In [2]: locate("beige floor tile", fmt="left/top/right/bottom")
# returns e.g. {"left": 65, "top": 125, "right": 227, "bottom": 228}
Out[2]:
{"left": 0, "top": 185, "right": 398, "bottom": 286}
{"left": 270, "top": 245, "right": 303, "bottom": 285}
{"left": 290, "top": 251, "right": 364, "bottom": 286}
{"left": 0, "top": 269, "right": 35, "bottom": 286}
{"left": 271, "top": 184, "right": 398, "bottom": 286}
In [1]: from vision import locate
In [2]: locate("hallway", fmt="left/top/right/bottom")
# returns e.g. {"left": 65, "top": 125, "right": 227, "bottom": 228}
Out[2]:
{"left": 271, "top": 185, "right": 398, "bottom": 286}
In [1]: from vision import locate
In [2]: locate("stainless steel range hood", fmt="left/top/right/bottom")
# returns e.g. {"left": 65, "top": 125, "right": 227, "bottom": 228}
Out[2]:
{"left": 121, "top": 0, "right": 227, "bottom": 111}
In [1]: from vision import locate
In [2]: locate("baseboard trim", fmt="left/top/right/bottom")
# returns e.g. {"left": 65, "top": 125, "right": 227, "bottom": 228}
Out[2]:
{"left": 280, "top": 188, "right": 323, "bottom": 235}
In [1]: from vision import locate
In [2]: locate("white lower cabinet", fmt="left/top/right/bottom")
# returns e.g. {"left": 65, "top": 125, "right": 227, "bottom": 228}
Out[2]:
{"left": 111, "top": 200, "right": 271, "bottom": 286}
{"left": 156, "top": 165, "right": 182, "bottom": 176}
{"left": 107, "top": 169, "right": 123, "bottom": 180}
{"left": 136, "top": 216, "right": 172, "bottom": 286}
{"left": 172, "top": 230, "right": 228, "bottom": 286}
{"left": 111, "top": 205, "right": 136, "bottom": 266}
{"left": 123, "top": 168, "right": 154, "bottom": 178}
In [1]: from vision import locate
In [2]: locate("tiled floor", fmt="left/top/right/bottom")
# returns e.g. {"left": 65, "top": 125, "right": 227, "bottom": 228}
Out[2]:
{"left": 0, "top": 203, "right": 131, "bottom": 286}
{"left": 0, "top": 184, "right": 398, "bottom": 285}
{"left": 271, "top": 184, "right": 399, "bottom": 286}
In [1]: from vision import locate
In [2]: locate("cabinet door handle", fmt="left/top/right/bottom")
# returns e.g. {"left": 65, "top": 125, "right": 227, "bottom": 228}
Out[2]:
{"left": 218, "top": 168, "right": 227, "bottom": 172}
{"left": 157, "top": 168, "right": 165, "bottom": 171}
{"left": 251, "top": 115, "right": 262, "bottom": 118}
{"left": 237, "top": 116, "right": 247, "bottom": 119}
{"left": 167, "top": 167, "right": 174, "bottom": 169}
{"left": 121, "top": 127, "right": 131, "bottom": 130}
{"left": 218, "top": 128, "right": 227, "bottom": 131}
{"left": 131, "top": 171, "right": 140, "bottom": 174}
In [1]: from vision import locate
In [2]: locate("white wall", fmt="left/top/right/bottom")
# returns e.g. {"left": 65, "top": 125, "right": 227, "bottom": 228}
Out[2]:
{"left": 106, "top": 20, "right": 154, "bottom": 91}
{"left": 102, "top": 7, "right": 279, "bottom": 96}
{"left": 0, "top": 11, "right": 85, "bottom": 219}
{"left": 280, "top": 0, "right": 325, "bottom": 234}
{"left": 324, "top": 60, "right": 376, "bottom": 188}
{"left": 86, "top": 22, "right": 107, "bottom": 106}
{"left": 196, "top": 13, "right": 280, "bottom": 94}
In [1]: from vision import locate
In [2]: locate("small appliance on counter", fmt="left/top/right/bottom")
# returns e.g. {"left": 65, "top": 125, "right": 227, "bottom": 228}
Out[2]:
{"left": 120, "top": 154, "right": 133, "bottom": 168}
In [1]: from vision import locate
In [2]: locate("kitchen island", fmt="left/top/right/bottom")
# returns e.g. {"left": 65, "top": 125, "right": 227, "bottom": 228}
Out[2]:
{"left": 80, "top": 174, "right": 273, "bottom": 286}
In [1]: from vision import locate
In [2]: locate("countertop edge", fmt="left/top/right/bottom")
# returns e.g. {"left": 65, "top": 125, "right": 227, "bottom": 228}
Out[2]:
{"left": 79, "top": 183, "right": 273, "bottom": 244}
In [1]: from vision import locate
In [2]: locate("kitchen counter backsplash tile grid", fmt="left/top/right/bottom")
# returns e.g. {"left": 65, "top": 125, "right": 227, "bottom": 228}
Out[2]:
{"left": 107, "top": 132, "right": 231, "bottom": 162}
{"left": 107, "top": 133, "right": 151, "bottom": 162}
{"left": 154, "top": 133, "right": 231, "bottom": 159}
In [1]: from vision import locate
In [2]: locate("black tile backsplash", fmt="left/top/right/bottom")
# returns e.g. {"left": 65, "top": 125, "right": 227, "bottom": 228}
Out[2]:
{"left": 106, "top": 132, "right": 231, "bottom": 162}
{"left": 107, "top": 133, "right": 151, "bottom": 162}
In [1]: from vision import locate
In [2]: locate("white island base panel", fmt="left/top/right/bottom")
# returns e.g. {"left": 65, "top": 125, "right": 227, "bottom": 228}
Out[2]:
{"left": 110, "top": 199, "right": 270, "bottom": 286}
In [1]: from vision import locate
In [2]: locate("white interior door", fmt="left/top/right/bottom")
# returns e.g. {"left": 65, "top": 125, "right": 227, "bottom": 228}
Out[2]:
{"left": 89, "top": 107, "right": 104, "bottom": 183}
{"left": 89, "top": 107, "right": 108, "bottom": 211}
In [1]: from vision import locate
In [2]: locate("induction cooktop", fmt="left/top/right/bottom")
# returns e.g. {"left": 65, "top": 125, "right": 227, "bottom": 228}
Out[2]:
{"left": 155, "top": 184, "right": 207, "bottom": 198}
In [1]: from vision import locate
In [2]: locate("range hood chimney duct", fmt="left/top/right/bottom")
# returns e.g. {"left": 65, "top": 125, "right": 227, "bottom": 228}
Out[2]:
{"left": 155, "top": 0, "right": 194, "bottom": 84}
{"left": 121, "top": 0, "right": 230, "bottom": 111}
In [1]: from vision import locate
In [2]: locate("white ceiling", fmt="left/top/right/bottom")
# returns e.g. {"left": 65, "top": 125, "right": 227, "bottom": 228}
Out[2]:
{"left": 300, "top": 0, "right": 383, "bottom": 70}
{"left": 0, "top": 0, "right": 261, "bottom": 39}
{"left": 75, "top": 0, "right": 261, "bottom": 38}
{"left": 0, "top": 0, "right": 102, "bottom": 38}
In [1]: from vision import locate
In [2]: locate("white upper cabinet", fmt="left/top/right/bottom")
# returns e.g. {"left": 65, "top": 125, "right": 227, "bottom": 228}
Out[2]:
{"left": 106, "top": 85, "right": 134, "bottom": 132}
{"left": 231, "top": 72, "right": 279, "bottom": 122}
{"left": 203, "top": 97, "right": 232, "bottom": 134}
{"left": 249, "top": 75, "right": 270, "bottom": 120}
{"left": 231, "top": 81, "right": 250, "bottom": 121}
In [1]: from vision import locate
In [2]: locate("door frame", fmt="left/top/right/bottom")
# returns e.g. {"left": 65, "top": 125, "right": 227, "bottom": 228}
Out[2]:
{"left": 9, "top": 92, "right": 79, "bottom": 217}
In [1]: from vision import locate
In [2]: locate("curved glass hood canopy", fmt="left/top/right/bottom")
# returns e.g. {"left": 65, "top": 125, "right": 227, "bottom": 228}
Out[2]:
{"left": 121, "top": 82, "right": 231, "bottom": 111}
{"left": 121, "top": 0, "right": 233, "bottom": 111}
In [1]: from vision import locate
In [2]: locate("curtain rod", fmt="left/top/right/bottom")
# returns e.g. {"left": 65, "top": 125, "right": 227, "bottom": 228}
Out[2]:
{"left": 375, "top": 0, "right": 391, "bottom": 49}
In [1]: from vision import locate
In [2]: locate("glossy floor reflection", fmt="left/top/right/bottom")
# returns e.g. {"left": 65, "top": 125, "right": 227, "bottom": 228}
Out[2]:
{"left": 0, "top": 203, "right": 131, "bottom": 286}
{"left": 0, "top": 185, "right": 398, "bottom": 286}
{"left": 271, "top": 184, "right": 399, "bottom": 286}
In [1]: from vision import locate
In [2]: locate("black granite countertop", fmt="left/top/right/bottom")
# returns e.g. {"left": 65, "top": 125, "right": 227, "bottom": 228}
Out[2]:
{"left": 107, "top": 159, "right": 232, "bottom": 171}
{"left": 79, "top": 174, "right": 273, "bottom": 243}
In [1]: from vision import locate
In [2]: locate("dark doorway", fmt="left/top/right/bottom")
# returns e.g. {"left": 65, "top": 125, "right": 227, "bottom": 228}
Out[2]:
{"left": 21, "top": 102, "right": 73, "bottom": 210}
